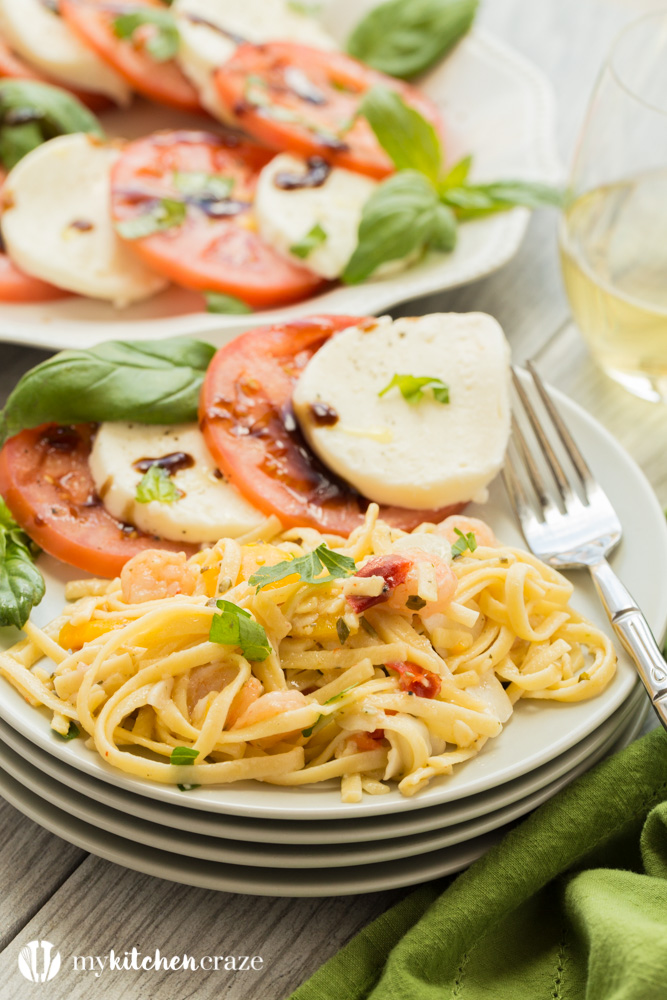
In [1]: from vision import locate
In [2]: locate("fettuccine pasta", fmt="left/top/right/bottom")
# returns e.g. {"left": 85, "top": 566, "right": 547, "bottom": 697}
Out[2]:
{"left": 0, "top": 506, "right": 616, "bottom": 801}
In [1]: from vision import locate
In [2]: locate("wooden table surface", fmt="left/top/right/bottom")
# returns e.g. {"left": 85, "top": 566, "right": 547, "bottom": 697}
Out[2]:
{"left": 1, "top": 1, "right": 666, "bottom": 998}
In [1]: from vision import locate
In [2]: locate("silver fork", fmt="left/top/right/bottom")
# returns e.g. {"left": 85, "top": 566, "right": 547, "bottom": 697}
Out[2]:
{"left": 503, "top": 362, "right": 667, "bottom": 731}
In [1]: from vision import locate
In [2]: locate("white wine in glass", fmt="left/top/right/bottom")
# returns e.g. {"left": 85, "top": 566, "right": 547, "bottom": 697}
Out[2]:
{"left": 560, "top": 12, "right": 667, "bottom": 402}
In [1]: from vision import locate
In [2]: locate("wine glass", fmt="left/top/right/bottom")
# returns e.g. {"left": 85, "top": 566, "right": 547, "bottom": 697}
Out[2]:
{"left": 559, "top": 10, "right": 667, "bottom": 403}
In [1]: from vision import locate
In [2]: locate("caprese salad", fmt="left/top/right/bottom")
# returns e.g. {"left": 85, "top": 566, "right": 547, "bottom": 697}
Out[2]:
{"left": 0, "top": 311, "right": 510, "bottom": 627}
{"left": 0, "top": 0, "right": 561, "bottom": 309}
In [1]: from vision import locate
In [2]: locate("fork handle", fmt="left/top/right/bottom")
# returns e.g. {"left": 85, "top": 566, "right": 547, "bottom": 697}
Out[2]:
{"left": 590, "top": 558, "right": 667, "bottom": 731}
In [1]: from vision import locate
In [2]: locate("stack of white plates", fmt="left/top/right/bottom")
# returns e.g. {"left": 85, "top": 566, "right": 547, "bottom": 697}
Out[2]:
{"left": 0, "top": 390, "right": 663, "bottom": 897}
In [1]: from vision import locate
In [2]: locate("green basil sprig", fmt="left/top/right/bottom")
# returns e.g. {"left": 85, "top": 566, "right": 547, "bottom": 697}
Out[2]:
{"left": 347, "top": 0, "right": 478, "bottom": 80}
{"left": 0, "top": 80, "right": 104, "bottom": 171}
{"left": 0, "top": 498, "right": 44, "bottom": 629}
{"left": 343, "top": 85, "right": 564, "bottom": 284}
{"left": 249, "top": 544, "right": 356, "bottom": 592}
{"left": 209, "top": 601, "right": 272, "bottom": 662}
{"left": 0, "top": 337, "right": 215, "bottom": 445}
{"left": 205, "top": 292, "right": 253, "bottom": 315}
{"left": 113, "top": 10, "right": 179, "bottom": 63}
{"left": 343, "top": 169, "right": 456, "bottom": 284}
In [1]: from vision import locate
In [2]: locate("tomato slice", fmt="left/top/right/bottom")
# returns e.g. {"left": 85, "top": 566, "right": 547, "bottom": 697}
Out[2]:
{"left": 0, "top": 253, "right": 70, "bottom": 302}
{"left": 110, "top": 130, "right": 325, "bottom": 308}
{"left": 199, "top": 316, "right": 463, "bottom": 535}
{"left": 214, "top": 43, "right": 444, "bottom": 180}
{"left": 0, "top": 424, "right": 197, "bottom": 576}
{"left": 60, "top": 0, "right": 202, "bottom": 113}
{"left": 0, "top": 34, "right": 112, "bottom": 112}
{"left": 387, "top": 662, "right": 442, "bottom": 699}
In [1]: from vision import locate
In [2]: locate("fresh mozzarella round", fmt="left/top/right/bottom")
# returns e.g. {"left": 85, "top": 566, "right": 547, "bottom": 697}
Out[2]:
{"left": 255, "top": 153, "right": 378, "bottom": 280}
{"left": 292, "top": 313, "right": 512, "bottom": 510}
{"left": 1, "top": 134, "right": 167, "bottom": 306}
{"left": 0, "top": 0, "right": 131, "bottom": 105}
{"left": 173, "top": 0, "right": 337, "bottom": 122}
{"left": 89, "top": 423, "right": 265, "bottom": 544}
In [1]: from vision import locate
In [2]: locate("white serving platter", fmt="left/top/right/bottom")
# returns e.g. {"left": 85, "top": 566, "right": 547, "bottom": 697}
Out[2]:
{"left": 0, "top": 15, "right": 559, "bottom": 350}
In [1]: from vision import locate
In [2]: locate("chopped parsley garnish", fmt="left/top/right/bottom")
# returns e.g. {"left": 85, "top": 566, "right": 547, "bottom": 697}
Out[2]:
{"left": 55, "top": 721, "right": 79, "bottom": 741}
{"left": 450, "top": 527, "right": 478, "bottom": 558}
{"left": 249, "top": 544, "right": 356, "bottom": 592}
{"left": 290, "top": 222, "right": 327, "bottom": 259}
{"left": 323, "top": 683, "right": 358, "bottom": 705}
{"left": 379, "top": 374, "right": 450, "bottom": 405}
{"left": 209, "top": 600, "right": 272, "bottom": 661}
{"left": 115, "top": 197, "right": 186, "bottom": 240}
{"left": 135, "top": 465, "right": 181, "bottom": 504}
{"left": 406, "top": 595, "right": 427, "bottom": 610}
{"left": 170, "top": 746, "right": 200, "bottom": 766}
{"left": 336, "top": 617, "right": 350, "bottom": 644}
{"left": 113, "top": 10, "right": 179, "bottom": 63}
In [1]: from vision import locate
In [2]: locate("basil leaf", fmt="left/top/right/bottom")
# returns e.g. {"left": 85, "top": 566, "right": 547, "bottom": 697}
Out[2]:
{"left": 0, "top": 498, "right": 44, "bottom": 629}
{"left": 360, "top": 86, "right": 442, "bottom": 183}
{"left": 0, "top": 336, "right": 215, "bottom": 444}
{"left": 318, "top": 547, "right": 357, "bottom": 578}
{"left": 440, "top": 153, "right": 473, "bottom": 189}
{"left": 249, "top": 544, "right": 356, "bottom": 591}
{"left": 451, "top": 527, "right": 477, "bottom": 557}
{"left": 290, "top": 222, "right": 327, "bottom": 259}
{"left": 343, "top": 171, "right": 456, "bottom": 284}
{"left": 209, "top": 600, "right": 272, "bottom": 661}
{"left": 113, "top": 10, "right": 179, "bottom": 63}
{"left": 441, "top": 180, "right": 565, "bottom": 219}
{"left": 205, "top": 292, "right": 253, "bottom": 314}
{"left": 347, "top": 0, "right": 478, "bottom": 79}
{"left": 55, "top": 722, "right": 79, "bottom": 741}
{"left": 286, "top": 0, "right": 323, "bottom": 14}
{"left": 135, "top": 465, "right": 181, "bottom": 504}
{"left": 379, "top": 374, "right": 449, "bottom": 404}
{"left": 0, "top": 79, "right": 104, "bottom": 170}
{"left": 170, "top": 746, "right": 200, "bottom": 766}
{"left": 115, "top": 197, "right": 186, "bottom": 240}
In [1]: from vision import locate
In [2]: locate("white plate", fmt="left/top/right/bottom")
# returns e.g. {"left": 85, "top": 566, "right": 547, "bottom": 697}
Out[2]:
{"left": 0, "top": 21, "right": 559, "bottom": 351}
{"left": 0, "top": 688, "right": 646, "bottom": 869}
{"left": 0, "top": 681, "right": 644, "bottom": 846}
{"left": 0, "top": 693, "right": 648, "bottom": 895}
{"left": 0, "top": 384, "right": 664, "bottom": 820}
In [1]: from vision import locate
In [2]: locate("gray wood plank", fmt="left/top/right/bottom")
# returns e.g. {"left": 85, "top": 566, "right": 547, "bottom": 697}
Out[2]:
{"left": 0, "top": 857, "right": 406, "bottom": 1000}
{"left": 0, "top": 798, "right": 84, "bottom": 952}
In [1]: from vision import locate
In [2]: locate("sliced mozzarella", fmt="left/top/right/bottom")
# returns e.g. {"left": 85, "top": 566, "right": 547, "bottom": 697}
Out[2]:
{"left": 0, "top": 0, "right": 131, "bottom": 105}
{"left": 1, "top": 134, "right": 167, "bottom": 306}
{"left": 292, "top": 314, "right": 511, "bottom": 510}
{"left": 173, "top": 0, "right": 337, "bottom": 122}
{"left": 89, "top": 423, "right": 265, "bottom": 544}
{"left": 255, "top": 154, "right": 378, "bottom": 280}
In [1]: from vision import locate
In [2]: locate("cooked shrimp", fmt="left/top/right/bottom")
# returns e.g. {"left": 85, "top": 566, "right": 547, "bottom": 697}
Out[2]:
{"left": 120, "top": 550, "right": 198, "bottom": 604}
{"left": 345, "top": 550, "right": 456, "bottom": 617}
{"left": 232, "top": 690, "right": 308, "bottom": 729}
{"left": 187, "top": 665, "right": 263, "bottom": 727}
{"left": 386, "top": 549, "right": 457, "bottom": 616}
{"left": 437, "top": 515, "right": 497, "bottom": 548}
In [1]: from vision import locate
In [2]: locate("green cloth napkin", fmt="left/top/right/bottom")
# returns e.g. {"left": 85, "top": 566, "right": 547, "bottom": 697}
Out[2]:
{"left": 287, "top": 724, "right": 667, "bottom": 1000}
